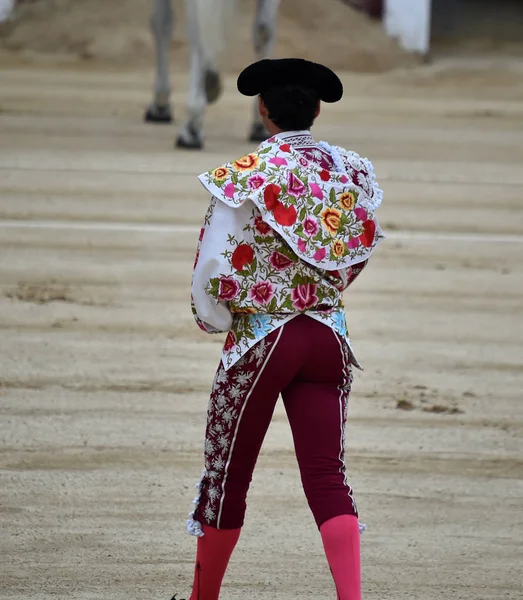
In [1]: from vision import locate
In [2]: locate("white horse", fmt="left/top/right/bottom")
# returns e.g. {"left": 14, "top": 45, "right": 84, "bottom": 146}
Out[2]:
{"left": 144, "top": 0, "right": 280, "bottom": 149}
{"left": 0, "top": 0, "right": 16, "bottom": 23}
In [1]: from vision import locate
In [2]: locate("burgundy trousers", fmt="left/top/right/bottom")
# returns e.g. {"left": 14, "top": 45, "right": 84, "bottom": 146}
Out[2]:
{"left": 191, "top": 315, "right": 357, "bottom": 532}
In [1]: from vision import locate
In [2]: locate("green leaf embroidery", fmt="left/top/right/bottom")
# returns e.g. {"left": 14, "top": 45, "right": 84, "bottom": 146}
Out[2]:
{"left": 266, "top": 297, "right": 278, "bottom": 312}
{"left": 207, "top": 278, "right": 220, "bottom": 298}
{"left": 282, "top": 296, "right": 295, "bottom": 311}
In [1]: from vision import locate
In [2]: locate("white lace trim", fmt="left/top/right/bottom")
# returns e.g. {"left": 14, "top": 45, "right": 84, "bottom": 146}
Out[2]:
{"left": 339, "top": 148, "right": 383, "bottom": 213}
{"left": 275, "top": 133, "right": 383, "bottom": 214}
{"left": 186, "top": 470, "right": 206, "bottom": 537}
{"left": 277, "top": 130, "right": 315, "bottom": 148}
{"left": 318, "top": 141, "right": 346, "bottom": 174}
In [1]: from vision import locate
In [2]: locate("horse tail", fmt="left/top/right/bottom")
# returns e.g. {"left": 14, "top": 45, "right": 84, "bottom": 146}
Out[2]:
{"left": 189, "top": 0, "right": 237, "bottom": 68}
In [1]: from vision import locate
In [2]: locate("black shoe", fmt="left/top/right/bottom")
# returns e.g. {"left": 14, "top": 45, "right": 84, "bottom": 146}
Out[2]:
{"left": 170, "top": 595, "right": 186, "bottom": 600}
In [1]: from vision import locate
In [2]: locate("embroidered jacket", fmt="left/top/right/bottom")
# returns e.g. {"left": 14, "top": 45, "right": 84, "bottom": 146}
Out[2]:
{"left": 191, "top": 131, "right": 385, "bottom": 369}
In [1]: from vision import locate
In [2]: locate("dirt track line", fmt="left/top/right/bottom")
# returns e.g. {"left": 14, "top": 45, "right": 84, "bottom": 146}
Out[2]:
{"left": 0, "top": 219, "right": 522, "bottom": 244}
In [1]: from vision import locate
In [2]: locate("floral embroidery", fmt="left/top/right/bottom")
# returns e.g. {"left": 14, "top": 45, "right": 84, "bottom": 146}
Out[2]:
{"left": 248, "top": 174, "right": 267, "bottom": 190}
{"left": 303, "top": 216, "right": 319, "bottom": 237}
{"left": 231, "top": 243, "right": 255, "bottom": 271}
{"left": 339, "top": 191, "right": 357, "bottom": 211}
{"left": 233, "top": 153, "right": 260, "bottom": 172}
{"left": 332, "top": 239, "right": 345, "bottom": 257}
{"left": 288, "top": 171, "right": 308, "bottom": 198}
{"left": 291, "top": 283, "right": 319, "bottom": 311}
{"left": 321, "top": 207, "right": 341, "bottom": 235}
{"left": 188, "top": 336, "right": 274, "bottom": 534}
{"left": 198, "top": 136, "right": 384, "bottom": 271}
{"left": 250, "top": 281, "right": 275, "bottom": 305}
{"left": 264, "top": 183, "right": 281, "bottom": 210}
{"left": 194, "top": 134, "right": 383, "bottom": 370}
{"left": 224, "top": 330, "right": 236, "bottom": 351}
{"left": 273, "top": 202, "right": 297, "bottom": 226}
{"left": 201, "top": 202, "right": 355, "bottom": 368}
{"left": 269, "top": 251, "right": 296, "bottom": 271}
{"left": 212, "top": 167, "right": 229, "bottom": 181}
{"left": 217, "top": 277, "right": 240, "bottom": 301}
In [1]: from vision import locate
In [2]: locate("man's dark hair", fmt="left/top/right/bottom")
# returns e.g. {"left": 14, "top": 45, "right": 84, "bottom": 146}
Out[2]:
{"left": 260, "top": 84, "right": 320, "bottom": 131}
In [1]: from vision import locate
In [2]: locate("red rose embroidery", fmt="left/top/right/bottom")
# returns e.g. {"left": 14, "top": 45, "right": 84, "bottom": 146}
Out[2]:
{"left": 359, "top": 219, "right": 376, "bottom": 248}
{"left": 273, "top": 203, "right": 297, "bottom": 226}
{"left": 254, "top": 216, "right": 272, "bottom": 236}
{"left": 250, "top": 281, "right": 274, "bottom": 305}
{"left": 231, "top": 244, "right": 255, "bottom": 271}
{"left": 269, "top": 251, "right": 295, "bottom": 271}
{"left": 291, "top": 283, "right": 319, "bottom": 311}
{"left": 218, "top": 277, "right": 240, "bottom": 301}
{"left": 320, "top": 170, "right": 331, "bottom": 182}
{"left": 264, "top": 184, "right": 281, "bottom": 211}
{"left": 224, "top": 330, "right": 236, "bottom": 351}
{"left": 280, "top": 144, "right": 291, "bottom": 153}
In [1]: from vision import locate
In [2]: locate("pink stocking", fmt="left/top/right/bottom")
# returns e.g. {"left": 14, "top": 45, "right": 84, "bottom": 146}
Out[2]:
{"left": 320, "top": 514, "right": 361, "bottom": 600}
{"left": 189, "top": 524, "right": 241, "bottom": 600}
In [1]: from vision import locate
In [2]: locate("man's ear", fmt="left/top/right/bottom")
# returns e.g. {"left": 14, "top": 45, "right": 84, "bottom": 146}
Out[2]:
{"left": 315, "top": 101, "right": 321, "bottom": 119}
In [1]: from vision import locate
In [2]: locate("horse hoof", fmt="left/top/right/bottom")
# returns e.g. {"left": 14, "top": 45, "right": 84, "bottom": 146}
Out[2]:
{"left": 144, "top": 104, "right": 173, "bottom": 124}
{"left": 176, "top": 135, "right": 204, "bottom": 150}
{"left": 249, "top": 123, "right": 269, "bottom": 143}
{"left": 205, "top": 69, "right": 223, "bottom": 104}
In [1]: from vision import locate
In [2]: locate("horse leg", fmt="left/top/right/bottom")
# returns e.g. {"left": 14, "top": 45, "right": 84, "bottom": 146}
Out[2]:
{"left": 176, "top": 46, "right": 207, "bottom": 149}
{"left": 145, "top": 0, "right": 174, "bottom": 124}
{"left": 176, "top": 0, "right": 227, "bottom": 150}
{"left": 249, "top": 0, "right": 280, "bottom": 142}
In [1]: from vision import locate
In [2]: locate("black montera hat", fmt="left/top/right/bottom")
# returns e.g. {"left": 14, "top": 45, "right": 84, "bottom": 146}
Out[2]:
{"left": 237, "top": 58, "right": 343, "bottom": 103}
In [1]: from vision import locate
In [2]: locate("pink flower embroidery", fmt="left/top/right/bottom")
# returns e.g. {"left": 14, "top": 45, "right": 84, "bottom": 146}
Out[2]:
{"left": 347, "top": 237, "right": 361, "bottom": 249}
{"left": 354, "top": 207, "right": 368, "bottom": 221}
{"left": 248, "top": 174, "right": 267, "bottom": 190}
{"left": 287, "top": 172, "right": 307, "bottom": 198}
{"left": 302, "top": 217, "right": 319, "bottom": 237}
{"left": 310, "top": 183, "right": 324, "bottom": 200}
{"left": 313, "top": 247, "right": 326, "bottom": 261}
{"left": 340, "top": 175, "right": 349, "bottom": 184}
{"left": 297, "top": 238, "right": 307, "bottom": 253}
{"left": 218, "top": 277, "right": 240, "bottom": 301}
{"left": 299, "top": 157, "right": 308, "bottom": 167}
{"left": 269, "top": 251, "right": 295, "bottom": 271}
{"left": 250, "top": 281, "right": 274, "bottom": 305}
{"left": 224, "top": 183, "right": 236, "bottom": 198}
{"left": 291, "top": 283, "right": 319, "bottom": 311}
{"left": 269, "top": 157, "right": 288, "bottom": 167}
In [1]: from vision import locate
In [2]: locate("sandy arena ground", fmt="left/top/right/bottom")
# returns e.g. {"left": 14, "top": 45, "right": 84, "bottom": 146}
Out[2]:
{"left": 1, "top": 55, "right": 523, "bottom": 600}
